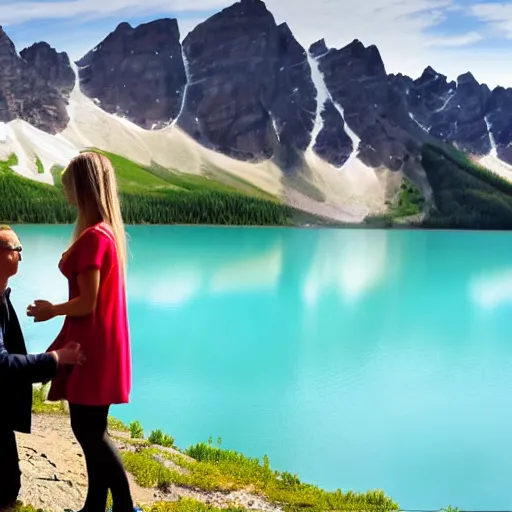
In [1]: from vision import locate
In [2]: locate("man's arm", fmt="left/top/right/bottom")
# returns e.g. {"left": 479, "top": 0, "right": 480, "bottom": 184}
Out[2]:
{"left": 0, "top": 327, "right": 58, "bottom": 385}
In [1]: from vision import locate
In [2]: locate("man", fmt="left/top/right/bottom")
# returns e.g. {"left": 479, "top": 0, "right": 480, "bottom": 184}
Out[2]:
{"left": 0, "top": 224, "right": 84, "bottom": 509}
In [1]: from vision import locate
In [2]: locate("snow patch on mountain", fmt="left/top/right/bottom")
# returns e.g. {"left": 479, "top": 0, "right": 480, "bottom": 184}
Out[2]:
{"left": 478, "top": 116, "right": 512, "bottom": 182}
{"left": 435, "top": 92, "right": 455, "bottom": 113}
{"left": 305, "top": 53, "right": 328, "bottom": 152}
{"left": 173, "top": 46, "right": 191, "bottom": 126}
{"left": 0, "top": 58, "right": 408, "bottom": 223}
{"left": 0, "top": 120, "right": 75, "bottom": 184}
{"left": 409, "top": 112, "right": 429, "bottom": 133}
{"left": 305, "top": 51, "right": 362, "bottom": 173}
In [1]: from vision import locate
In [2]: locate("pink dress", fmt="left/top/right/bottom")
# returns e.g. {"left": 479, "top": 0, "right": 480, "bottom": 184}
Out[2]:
{"left": 46, "top": 222, "right": 132, "bottom": 405}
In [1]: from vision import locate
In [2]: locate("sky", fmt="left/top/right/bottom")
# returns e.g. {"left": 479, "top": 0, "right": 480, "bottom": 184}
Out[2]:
{"left": 0, "top": 0, "right": 511, "bottom": 88}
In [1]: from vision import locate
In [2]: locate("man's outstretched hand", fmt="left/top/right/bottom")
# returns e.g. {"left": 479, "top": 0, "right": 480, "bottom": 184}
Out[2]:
{"left": 50, "top": 342, "right": 86, "bottom": 366}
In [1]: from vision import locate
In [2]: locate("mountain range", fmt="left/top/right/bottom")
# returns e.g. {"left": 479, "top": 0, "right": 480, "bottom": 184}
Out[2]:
{"left": 1, "top": 0, "right": 512, "bottom": 227}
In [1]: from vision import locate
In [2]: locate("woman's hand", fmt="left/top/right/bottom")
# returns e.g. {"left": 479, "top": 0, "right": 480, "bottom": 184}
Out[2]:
{"left": 26, "top": 300, "right": 57, "bottom": 322}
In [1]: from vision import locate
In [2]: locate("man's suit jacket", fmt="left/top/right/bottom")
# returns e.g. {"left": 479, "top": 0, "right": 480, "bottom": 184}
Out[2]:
{"left": 0, "top": 287, "right": 58, "bottom": 433}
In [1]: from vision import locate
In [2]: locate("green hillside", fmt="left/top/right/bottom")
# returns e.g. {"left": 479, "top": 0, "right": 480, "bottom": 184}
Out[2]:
{"left": 366, "top": 143, "right": 512, "bottom": 229}
{"left": 0, "top": 151, "right": 317, "bottom": 226}
{"left": 5, "top": 143, "right": 509, "bottom": 229}
{"left": 363, "top": 176, "right": 426, "bottom": 228}
{"left": 420, "top": 142, "right": 512, "bottom": 229}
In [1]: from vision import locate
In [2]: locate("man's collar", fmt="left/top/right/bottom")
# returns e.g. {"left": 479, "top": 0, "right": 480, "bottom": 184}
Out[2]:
{"left": 0, "top": 287, "right": 11, "bottom": 302}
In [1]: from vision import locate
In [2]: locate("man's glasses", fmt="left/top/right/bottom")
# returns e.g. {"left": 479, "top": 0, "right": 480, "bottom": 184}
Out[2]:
{"left": 0, "top": 242, "right": 22, "bottom": 253}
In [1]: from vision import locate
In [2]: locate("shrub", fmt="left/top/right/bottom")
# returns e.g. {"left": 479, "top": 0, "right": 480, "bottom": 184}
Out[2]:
{"left": 129, "top": 420, "right": 144, "bottom": 439}
{"left": 148, "top": 429, "right": 175, "bottom": 448}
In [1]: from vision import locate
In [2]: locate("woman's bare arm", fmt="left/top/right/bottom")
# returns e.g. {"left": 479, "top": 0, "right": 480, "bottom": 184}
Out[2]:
{"left": 27, "top": 268, "right": 100, "bottom": 322}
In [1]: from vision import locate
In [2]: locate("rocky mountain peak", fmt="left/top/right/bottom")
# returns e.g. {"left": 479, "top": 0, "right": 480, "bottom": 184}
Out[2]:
{"left": 457, "top": 71, "right": 478, "bottom": 86}
{"left": 0, "top": 25, "right": 18, "bottom": 56}
{"left": 0, "top": 27, "right": 69, "bottom": 133}
{"left": 209, "top": 0, "right": 273, "bottom": 28}
{"left": 454, "top": 71, "right": 491, "bottom": 107}
{"left": 1, "top": 0, "right": 512, "bottom": 198}
{"left": 76, "top": 17, "right": 186, "bottom": 129}
{"left": 416, "top": 65, "right": 443, "bottom": 84}
{"left": 79, "top": 18, "right": 181, "bottom": 68}
{"left": 177, "top": 0, "right": 315, "bottom": 166}
{"left": 309, "top": 39, "right": 328, "bottom": 58}
{"left": 337, "top": 39, "right": 387, "bottom": 77}
{"left": 277, "top": 22, "right": 307, "bottom": 61}
{"left": 423, "top": 65, "right": 437, "bottom": 76}
{"left": 114, "top": 21, "right": 132, "bottom": 34}
{"left": 239, "top": 0, "right": 269, "bottom": 11}
{"left": 20, "top": 42, "right": 75, "bottom": 98}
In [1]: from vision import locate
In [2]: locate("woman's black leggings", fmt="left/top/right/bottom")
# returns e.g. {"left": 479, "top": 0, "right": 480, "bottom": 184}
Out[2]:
{"left": 69, "top": 403, "right": 134, "bottom": 512}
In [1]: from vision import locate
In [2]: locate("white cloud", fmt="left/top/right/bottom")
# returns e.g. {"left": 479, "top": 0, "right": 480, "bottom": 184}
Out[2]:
{"left": 2, "top": 0, "right": 511, "bottom": 87}
{"left": 0, "top": 0, "right": 226, "bottom": 25}
{"left": 471, "top": 2, "right": 512, "bottom": 38}
{"left": 262, "top": 0, "right": 503, "bottom": 85}
{"left": 417, "top": 46, "right": 512, "bottom": 87}
{"left": 177, "top": 15, "right": 207, "bottom": 40}
{"left": 426, "top": 31, "right": 484, "bottom": 47}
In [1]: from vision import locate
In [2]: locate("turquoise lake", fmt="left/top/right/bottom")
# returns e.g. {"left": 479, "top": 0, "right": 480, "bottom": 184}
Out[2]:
{"left": 9, "top": 224, "right": 512, "bottom": 510}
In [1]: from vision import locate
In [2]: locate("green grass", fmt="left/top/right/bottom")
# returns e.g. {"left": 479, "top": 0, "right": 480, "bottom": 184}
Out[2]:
{"left": 80, "top": 150, "right": 177, "bottom": 193}
{"left": 108, "top": 416, "right": 130, "bottom": 433}
{"left": 35, "top": 156, "right": 44, "bottom": 174}
{"left": 387, "top": 177, "right": 425, "bottom": 218}
{"left": 12, "top": 499, "right": 248, "bottom": 512}
{"left": 85, "top": 149, "right": 286, "bottom": 204}
{"left": 31, "top": 383, "right": 67, "bottom": 414}
{"left": 4, "top": 153, "right": 18, "bottom": 168}
{"left": 96, "top": 150, "right": 288, "bottom": 213}
{"left": 12, "top": 504, "right": 47, "bottom": 512}
{"left": 123, "top": 449, "right": 398, "bottom": 512}
{"left": 50, "top": 164, "right": 64, "bottom": 183}
{"left": 30, "top": 392, "right": 399, "bottom": 512}
{"left": 0, "top": 151, "right": 300, "bottom": 226}
{"left": 364, "top": 176, "right": 426, "bottom": 228}
{"left": 122, "top": 436, "right": 399, "bottom": 512}
{"left": 141, "top": 501, "right": 247, "bottom": 512}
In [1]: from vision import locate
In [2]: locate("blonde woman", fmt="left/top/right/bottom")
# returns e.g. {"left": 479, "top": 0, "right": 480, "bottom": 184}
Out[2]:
{"left": 27, "top": 152, "right": 137, "bottom": 512}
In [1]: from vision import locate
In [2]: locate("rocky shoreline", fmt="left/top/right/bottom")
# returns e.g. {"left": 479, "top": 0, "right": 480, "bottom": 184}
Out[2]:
{"left": 13, "top": 413, "right": 282, "bottom": 512}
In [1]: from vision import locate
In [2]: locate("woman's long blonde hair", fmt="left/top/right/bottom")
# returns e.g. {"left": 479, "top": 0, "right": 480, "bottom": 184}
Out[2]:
{"left": 61, "top": 151, "right": 127, "bottom": 273}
